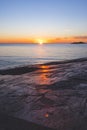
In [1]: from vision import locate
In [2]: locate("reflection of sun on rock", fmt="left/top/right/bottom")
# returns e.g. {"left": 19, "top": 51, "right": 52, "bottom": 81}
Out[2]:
{"left": 34, "top": 65, "right": 53, "bottom": 85}
{"left": 45, "top": 113, "right": 49, "bottom": 118}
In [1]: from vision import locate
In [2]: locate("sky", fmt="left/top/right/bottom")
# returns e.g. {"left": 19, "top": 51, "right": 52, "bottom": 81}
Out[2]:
{"left": 0, "top": 0, "right": 87, "bottom": 43}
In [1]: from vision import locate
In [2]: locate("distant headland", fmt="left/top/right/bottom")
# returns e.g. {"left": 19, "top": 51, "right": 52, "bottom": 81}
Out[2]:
{"left": 71, "top": 41, "right": 86, "bottom": 44}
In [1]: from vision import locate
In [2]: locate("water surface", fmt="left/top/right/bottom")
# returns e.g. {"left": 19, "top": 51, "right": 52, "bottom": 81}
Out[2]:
{"left": 0, "top": 44, "right": 87, "bottom": 69}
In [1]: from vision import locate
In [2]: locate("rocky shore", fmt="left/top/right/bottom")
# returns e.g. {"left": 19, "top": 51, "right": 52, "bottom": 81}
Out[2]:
{"left": 0, "top": 58, "right": 87, "bottom": 130}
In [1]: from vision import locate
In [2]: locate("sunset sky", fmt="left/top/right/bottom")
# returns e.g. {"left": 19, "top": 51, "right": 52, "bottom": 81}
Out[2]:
{"left": 0, "top": 0, "right": 87, "bottom": 43}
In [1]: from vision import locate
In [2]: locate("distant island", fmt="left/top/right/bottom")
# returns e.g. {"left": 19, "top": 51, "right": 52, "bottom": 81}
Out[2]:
{"left": 71, "top": 41, "right": 86, "bottom": 44}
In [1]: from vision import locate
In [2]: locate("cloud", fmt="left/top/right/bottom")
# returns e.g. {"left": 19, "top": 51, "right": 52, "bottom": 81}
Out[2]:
{"left": 74, "top": 36, "right": 87, "bottom": 39}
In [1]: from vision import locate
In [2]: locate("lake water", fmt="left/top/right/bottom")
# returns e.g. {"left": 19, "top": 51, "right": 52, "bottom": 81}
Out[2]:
{"left": 0, "top": 44, "right": 87, "bottom": 69}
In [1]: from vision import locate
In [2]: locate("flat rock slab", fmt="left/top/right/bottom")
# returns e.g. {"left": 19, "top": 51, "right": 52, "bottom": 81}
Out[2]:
{"left": 0, "top": 113, "right": 55, "bottom": 130}
{"left": 0, "top": 59, "right": 87, "bottom": 130}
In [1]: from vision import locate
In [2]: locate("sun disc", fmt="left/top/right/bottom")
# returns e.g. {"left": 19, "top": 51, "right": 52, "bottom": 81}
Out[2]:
{"left": 39, "top": 41, "right": 43, "bottom": 45}
{"left": 37, "top": 39, "right": 44, "bottom": 45}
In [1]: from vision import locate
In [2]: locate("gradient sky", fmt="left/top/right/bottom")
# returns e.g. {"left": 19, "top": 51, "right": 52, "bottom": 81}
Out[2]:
{"left": 0, "top": 0, "right": 87, "bottom": 43}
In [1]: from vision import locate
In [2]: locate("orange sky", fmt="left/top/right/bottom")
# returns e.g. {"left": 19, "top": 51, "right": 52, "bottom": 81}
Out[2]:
{"left": 0, "top": 36, "right": 87, "bottom": 44}
{"left": 1, "top": 0, "right": 87, "bottom": 44}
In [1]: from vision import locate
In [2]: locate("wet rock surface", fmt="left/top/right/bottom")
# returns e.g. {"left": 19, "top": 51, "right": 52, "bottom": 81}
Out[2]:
{"left": 0, "top": 59, "right": 87, "bottom": 130}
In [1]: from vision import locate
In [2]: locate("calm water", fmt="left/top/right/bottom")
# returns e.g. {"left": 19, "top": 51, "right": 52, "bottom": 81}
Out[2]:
{"left": 0, "top": 44, "right": 87, "bottom": 69}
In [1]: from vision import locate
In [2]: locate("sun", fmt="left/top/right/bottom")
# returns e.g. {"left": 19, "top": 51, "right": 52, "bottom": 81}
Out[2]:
{"left": 39, "top": 40, "right": 43, "bottom": 45}
{"left": 34, "top": 38, "right": 47, "bottom": 44}
{"left": 38, "top": 39, "right": 44, "bottom": 45}
{"left": 35, "top": 39, "right": 46, "bottom": 45}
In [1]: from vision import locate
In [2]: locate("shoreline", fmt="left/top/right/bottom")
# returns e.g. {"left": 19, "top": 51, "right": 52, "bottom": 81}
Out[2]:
{"left": 0, "top": 57, "right": 87, "bottom": 75}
